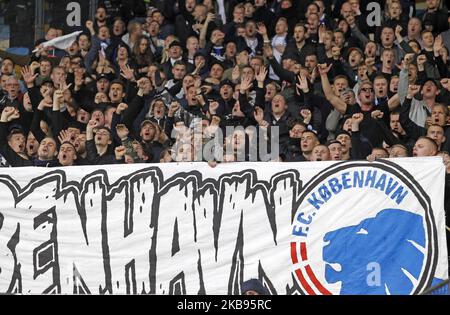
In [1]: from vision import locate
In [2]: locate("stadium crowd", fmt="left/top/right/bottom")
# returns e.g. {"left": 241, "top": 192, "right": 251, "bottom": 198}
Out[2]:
{"left": 0, "top": 1, "right": 449, "bottom": 189}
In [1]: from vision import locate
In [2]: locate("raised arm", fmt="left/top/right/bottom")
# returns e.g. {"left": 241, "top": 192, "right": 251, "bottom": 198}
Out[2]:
{"left": 387, "top": 93, "right": 400, "bottom": 111}
{"left": 397, "top": 53, "right": 415, "bottom": 104}
{"left": 238, "top": 75, "right": 256, "bottom": 118}
{"left": 318, "top": 64, "right": 347, "bottom": 114}
{"left": 395, "top": 26, "right": 415, "bottom": 55}
{"left": 399, "top": 84, "right": 425, "bottom": 140}
{"left": 347, "top": 15, "right": 369, "bottom": 48}
{"left": 31, "top": 90, "right": 54, "bottom": 143}
{"left": 264, "top": 45, "right": 296, "bottom": 83}
{"left": 350, "top": 113, "right": 366, "bottom": 160}
{"left": 51, "top": 86, "right": 67, "bottom": 145}
{"left": 84, "top": 21, "right": 102, "bottom": 75}
{"left": 254, "top": 65, "right": 268, "bottom": 110}
{"left": 199, "top": 13, "right": 215, "bottom": 49}
{"left": 122, "top": 78, "right": 152, "bottom": 131}
{"left": 0, "top": 107, "right": 28, "bottom": 166}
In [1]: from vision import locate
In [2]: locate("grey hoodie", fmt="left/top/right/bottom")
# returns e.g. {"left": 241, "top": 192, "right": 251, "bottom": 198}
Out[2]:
{"left": 398, "top": 68, "right": 431, "bottom": 128}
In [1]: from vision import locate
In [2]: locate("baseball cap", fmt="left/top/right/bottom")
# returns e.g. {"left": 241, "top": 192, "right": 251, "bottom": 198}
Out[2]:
{"left": 97, "top": 73, "right": 114, "bottom": 82}
{"left": 236, "top": 45, "right": 252, "bottom": 55}
{"left": 141, "top": 119, "right": 156, "bottom": 128}
{"left": 169, "top": 41, "right": 183, "bottom": 50}
{"left": 422, "top": 78, "right": 440, "bottom": 89}
{"left": 347, "top": 47, "right": 364, "bottom": 58}
{"left": 8, "top": 124, "right": 25, "bottom": 135}
{"left": 241, "top": 279, "right": 270, "bottom": 295}
{"left": 220, "top": 79, "right": 235, "bottom": 89}
{"left": 40, "top": 77, "right": 54, "bottom": 86}
{"left": 194, "top": 50, "right": 207, "bottom": 59}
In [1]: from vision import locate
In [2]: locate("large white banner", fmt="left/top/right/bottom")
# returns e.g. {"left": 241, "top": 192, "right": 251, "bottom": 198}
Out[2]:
{"left": 0, "top": 157, "right": 447, "bottom": 295}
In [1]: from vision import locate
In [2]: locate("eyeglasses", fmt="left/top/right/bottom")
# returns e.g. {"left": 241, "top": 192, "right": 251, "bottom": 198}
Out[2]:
{"left": 361, "top": 87, "right": 374, "bottom": 93}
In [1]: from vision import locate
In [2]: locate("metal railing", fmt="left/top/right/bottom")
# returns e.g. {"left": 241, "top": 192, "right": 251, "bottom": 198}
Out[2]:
{"left": 421, "top": 279, "right": 450, "bottom": 295}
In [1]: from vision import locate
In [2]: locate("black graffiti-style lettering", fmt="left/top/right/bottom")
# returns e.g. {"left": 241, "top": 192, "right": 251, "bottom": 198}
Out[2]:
{"left": 32, "top": 207, "right": 60, "bottom": 293}
{"left": 0, "top": 167, "right": 303, "bottom": 294}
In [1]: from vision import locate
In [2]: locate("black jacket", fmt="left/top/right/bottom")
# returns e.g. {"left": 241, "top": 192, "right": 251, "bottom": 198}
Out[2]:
{"left": 86, "top": 139, "right": 121, "bottom": 165}
{"left": 0, "top": 121, "right": 33, "bottom": 167}
{"left": 420, "top": 9, "right": 449, "bottom": 35}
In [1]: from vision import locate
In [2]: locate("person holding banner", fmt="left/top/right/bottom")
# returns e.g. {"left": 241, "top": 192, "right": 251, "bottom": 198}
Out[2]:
{"left": 241, "top": 279, "right": 270, "bottom": 295}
